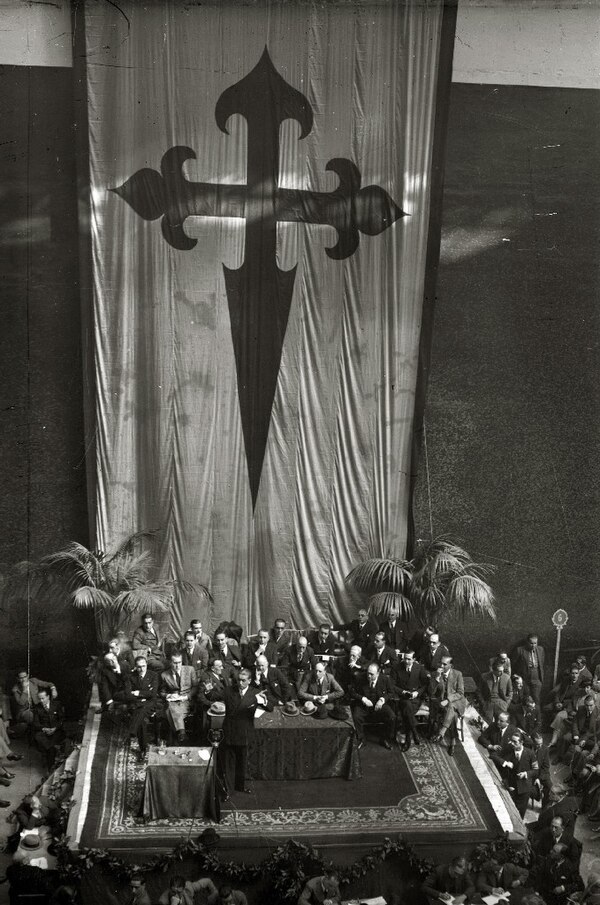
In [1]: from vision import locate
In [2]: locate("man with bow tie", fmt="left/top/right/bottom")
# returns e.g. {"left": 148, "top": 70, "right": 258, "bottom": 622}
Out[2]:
{"left": 351, "top": 663, "right": 396, "bottom": 750}
{"left": 251, "top": 655, "right": 292, "bottom": 705}
{"left": 159, "top": 652, "right": 197, "bottom": 743}
{"left": 32, "top": 687, "right": 66, "bottom": 771}
{"left": 394, "top": 649, "right": 428, "bottom": 750}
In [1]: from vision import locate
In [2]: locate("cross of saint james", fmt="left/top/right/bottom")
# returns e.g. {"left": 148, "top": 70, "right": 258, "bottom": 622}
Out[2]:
{"left": 113, "top": 48, "right": 405, "bottom": 508}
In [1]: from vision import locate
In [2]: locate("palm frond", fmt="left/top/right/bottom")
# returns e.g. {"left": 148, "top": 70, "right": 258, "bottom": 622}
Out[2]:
{"left": 72, "top": 587, "right": 114, "bottom": 610}
{"left": 41, "top": 547, "right": 103, "bottom": 591}
{"left": 445, "top": 574, "right": 496, "bottom": 621}
{"left": 112, "top": 586, "right": 174, "bottom": 617}
{"left": 345, "top": 558, "right": 412, "bottom": 595}
{"left": 413, "top": 551, "right": 468, "bottom": 586}
{"left": 105, "top": 550, "right": 154, "bottom": 591}
{"left": 411, "top": 537, "right": 472, "bottom": 573}
{"left": 106, "top": 529, "right": 161, "bottom": 563}
{"left": 368, "top": 592, "right": 414, "bottom": 621}
{"left": 464, "top": 562, "right": 496, "bottom": 580}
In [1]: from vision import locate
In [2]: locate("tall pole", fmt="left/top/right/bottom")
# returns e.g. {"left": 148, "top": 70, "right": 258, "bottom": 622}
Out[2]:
{"left": 551, "top": 609, "right": 568, "bottom": 687}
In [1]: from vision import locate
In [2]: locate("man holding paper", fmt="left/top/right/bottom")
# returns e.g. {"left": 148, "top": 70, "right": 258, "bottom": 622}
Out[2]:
{"left": 422, "top": 856, "right": 476, "bottom": 905}
{"left": 220, "top": 669, "right": 273, "bottom": 794}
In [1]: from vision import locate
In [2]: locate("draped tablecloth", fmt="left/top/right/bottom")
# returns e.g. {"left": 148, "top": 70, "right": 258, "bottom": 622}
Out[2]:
{"left": 142, "top": 746, "right": 218, "bottom": 819}
{"left": 247, "top": 707, "right": 361, "bottom": 781}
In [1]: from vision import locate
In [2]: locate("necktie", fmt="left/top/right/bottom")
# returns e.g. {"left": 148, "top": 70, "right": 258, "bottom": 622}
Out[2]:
{"left": 298, "top": 651, "right": 303, "bottom": 662}
{"left": 371, "top": 678, "right": 376, "bottom": 689}
{"left": 175, "top": 671, "right": 180, "bottom": 689}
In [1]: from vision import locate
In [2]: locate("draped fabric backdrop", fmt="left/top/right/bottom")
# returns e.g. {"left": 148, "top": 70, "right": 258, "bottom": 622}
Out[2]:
{"left": 84, "top": 0, "right": 446, "bottom": 636}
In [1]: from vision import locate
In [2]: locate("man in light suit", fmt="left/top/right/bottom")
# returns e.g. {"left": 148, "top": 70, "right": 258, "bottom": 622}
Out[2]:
{"left": 159, "top": 652, "right": 197, "bottom": 742}
{"left": 431, "top": 656, "right": 466, "bottom": 755}
{"left": 479, "top": 657, "right": 514, "bottom": 722}
{"left": 298, "top": 662, "right": 344, "bottom": 707}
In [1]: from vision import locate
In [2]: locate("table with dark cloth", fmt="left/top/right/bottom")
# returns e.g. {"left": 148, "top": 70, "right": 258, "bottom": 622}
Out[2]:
{"left": 247, "top": 706, "right": 362, "bottom": 781}
{"left": 142, "top": 745, "right": 218, "bottom": 819}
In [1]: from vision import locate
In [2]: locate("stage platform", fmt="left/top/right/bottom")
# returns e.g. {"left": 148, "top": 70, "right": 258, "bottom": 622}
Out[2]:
{"left": 67, "top": 700, "right": 526, "bottom": 863}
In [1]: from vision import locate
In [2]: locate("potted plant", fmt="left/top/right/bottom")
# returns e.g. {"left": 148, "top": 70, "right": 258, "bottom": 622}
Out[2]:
{"left": 40, "top": 531, "right": 213, "bottom": 643}
{"left": 345, "top": 537, "right": 496, "bottom": 627}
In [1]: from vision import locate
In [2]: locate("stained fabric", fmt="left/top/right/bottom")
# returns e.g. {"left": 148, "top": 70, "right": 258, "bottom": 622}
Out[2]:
{"left": 84, "top": 0, "right": 445, "bottom": 636}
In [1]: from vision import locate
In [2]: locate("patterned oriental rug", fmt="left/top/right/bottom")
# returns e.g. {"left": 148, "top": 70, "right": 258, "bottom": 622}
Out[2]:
{"left": 74, "top": 712, "right": 512, "bottom": 851}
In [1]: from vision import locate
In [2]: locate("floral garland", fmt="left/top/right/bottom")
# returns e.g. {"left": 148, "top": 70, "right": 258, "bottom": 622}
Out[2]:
{"left": 53, "top": 834, "right": 435, "bottom": 901}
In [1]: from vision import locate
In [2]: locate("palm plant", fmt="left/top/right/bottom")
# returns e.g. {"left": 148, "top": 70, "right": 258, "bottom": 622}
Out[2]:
{"left": 40, "top": 531, "right": 213, "bottom": 641}
{"left": 345, "top": 537, "right": 496, "bottom": 626}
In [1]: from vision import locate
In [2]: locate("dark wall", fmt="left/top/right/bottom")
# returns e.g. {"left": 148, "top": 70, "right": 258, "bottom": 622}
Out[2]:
{"left": 0, "top": 65, "right": 92, "bottom": 705}
{"left": 412, "top": 83, "right": 600, "bottom": 682}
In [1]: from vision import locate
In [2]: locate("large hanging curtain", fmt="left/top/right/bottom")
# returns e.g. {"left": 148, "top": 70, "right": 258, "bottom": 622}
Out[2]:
{"left": 84, "top": 0, "right": 448, "bottom": 636}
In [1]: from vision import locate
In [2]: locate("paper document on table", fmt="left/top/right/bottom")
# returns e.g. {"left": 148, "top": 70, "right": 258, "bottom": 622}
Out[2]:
{"left": 198, "top": 749, "right": 210, "bottom": 762}
{"left": 254, "top": 708, "right": 267, "bottom": 718}
{"left": 483, "top": 894, "right": 511, "bottom": 905}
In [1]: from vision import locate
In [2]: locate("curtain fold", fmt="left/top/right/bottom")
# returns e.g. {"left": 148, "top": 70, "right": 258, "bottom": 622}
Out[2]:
{"left": 85, "top": 0, "right": 446, "bottom": 636}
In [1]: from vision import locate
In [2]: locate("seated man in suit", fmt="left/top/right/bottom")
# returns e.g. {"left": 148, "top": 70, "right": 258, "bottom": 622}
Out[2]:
{"left": 351, "top": 662, "right": 396, "bottom": 750}
{"left": 422, "top": 633, "right": 451, "bottom": 675}
{"left": 516, "top": 695, "right": 542, "bottom": 742}
{"left": 99, "top": 652, "right": 134, "bottom": 709}
{"left": 431, "top": 656, "right": 466, "bottom": 755}
{"left": 190, "top": 619, "right": 213, "bottom": 654}
{"left": 479, "top": 657, "right": 513, "bottom": 723}
{"left": 107, "top": 637, "right": 135, "bottom": 674}
{"left": 298, "top": 870, "right": 341, "bottom": 905}
{"left": 251, "top": 655, "right": 292, "bottom": 705}
{"left": 129, "top": 655, "right": 160, "bottom": 757}
{"left": 509, "top": 673, "right": 530, "bottom": 722}
{"left": 299, "top": 661, "right": 344, "bottom": 709}
{"left": 213, "top": 630, "right": 243, "bottom": 674}
{"left": 220, "top": 669, "right": 272, "bottom": 794}
{"left": 243, "top": 629, "right": 279, "bottom": 669}
{"left": 179, "top": 630, "right": 210, "bottom": 674}
{"left": 336, "top": 644, "right": 367, "bottom": 701}
{"left": 365, "top": 632, "right": 398, "bottom": 675}
{"left": 132, "top": 613, "right": 167, "bottom": 672}
{"left": 547, "top": 664, "right": 587, "bottom": 747}
{"left": 478, "top": 711, "right": 515, "bottom": 768}
{"left": 561, "top": 692, "right": 599, "bottom": 765}
{"left": 334, "top": 608, "right": 378, "bottom": 651}
{"left": 157, "top": 874, "right": 218, "bottom": 905}
{"left": 537, "top": 843, "right": 583, "bottom": 905}
{"left": 197, "top": 658, "right": 232, "bottom": 709}
{"left": 499, "top": 729, "right": 538, "bottom": 817}
{"left": 379, "top": 604, "right": 409, "bottom": 655}
{"left": 281, "top": 635, "right": 316, "bottom": 692}
{"left": 32, "top": 687, "right": 66, "bottom": 771}
{"left": 269, "top": 618, "right": 291, "bottom": 667}
{"left": 308, "top": 624, "right": 338, "bottom": 663}
{"left": 394, "top": 649, "right": 428, "bottom": 750}
{"left": 11, "top": 671, "right": 57, "bottom": 733}
{"left": 476, "top": 858, "right": 529, "bottom": 897}
{"left": 533, "top": 814, "right": 580, "bottom": 861}
{"left": 422, "top": 855, "right": 476, "bottom": 905}
{"left": 159, "top": 652, "right": 197, "bottom": 743}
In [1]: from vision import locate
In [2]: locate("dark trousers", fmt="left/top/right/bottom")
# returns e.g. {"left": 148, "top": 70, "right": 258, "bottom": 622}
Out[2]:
{"left": 220, "top": 743, "right": 248, "bottom": 792}
{"left": 399, "top": 698, "right": 422, "bottom": 732}
{"left": 352, "top": 704, "right": 395, "bottom": 742}
{"left": 34, "top": 729, "right": 65, "bottom": 770}
{"left": 129, "top": 702, "right": 156, "bottom": 752}
{"left": 511, "top": 788, "right": 531, "bottom": 818}
{"left": 525, "top": 674, "right": 542, "bottom": 706}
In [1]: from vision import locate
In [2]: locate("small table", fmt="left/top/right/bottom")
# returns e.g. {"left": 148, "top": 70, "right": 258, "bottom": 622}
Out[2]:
{"left": 142, "top": 745, "right": 217, "bottom": 820}
{"left": 247, "top": 707, "right": 361, "bottom": 781}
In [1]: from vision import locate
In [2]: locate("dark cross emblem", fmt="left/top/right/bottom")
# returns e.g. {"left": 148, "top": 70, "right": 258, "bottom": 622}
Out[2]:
{"left": 113, "top": 48, "right": 405, "bottom": 508}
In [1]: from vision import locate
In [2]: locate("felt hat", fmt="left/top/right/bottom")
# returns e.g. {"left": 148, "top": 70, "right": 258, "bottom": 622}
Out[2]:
{"left": 208, "top": 701, "right": 226, "bottom": 716}
{"left": 329, "top": 704, "right": 349, "bottom": 721}
{"left": 301, "top": 701, "right": 316, "bottom": 715}
{"left": 282, "top": 701, "right": 300, "bottom": 717}
{"left": 21, "top": 835, "right": 42, "bottom": 850}
{"left": 313, "top": 703, "right": 329, "bottom": 720}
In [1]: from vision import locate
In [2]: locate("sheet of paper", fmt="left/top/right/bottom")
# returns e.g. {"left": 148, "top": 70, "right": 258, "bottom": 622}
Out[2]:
{"left": 483, "top": 894, "right": 511, "bottom": 905}
{"left": 254, "top": 707, "right": 267, "bottom": 718}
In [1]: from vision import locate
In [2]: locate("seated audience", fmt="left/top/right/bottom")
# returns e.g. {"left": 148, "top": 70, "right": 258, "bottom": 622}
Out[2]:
{"left": 281, "top": 636, "right": 316, "bottom": 691}
{"left": 158, "top": 874, "right": 217, "bottom": 905}
{"left": 379, "top": 604, "right": 409, "bottom": 654}
{"left": 308, "top": 624, "right": 338, "bottom": 661}
{"left": 533, "top": 815, "right": 581, "bottom": 862}
{"left": 269, "top": 618, "right": 291, "bottom": 666}
{"left": 478, "top": 711, "right": 515, "bottom": 769}
{"left": 422, "top": 855, "right": 476, "bottom": 905}
{"left": 334, "top": 608, "right": 378, "bottom": 650}
{"left": 129, "top": 655, "right": 160, "bottom": 757}
{"left": 159, "top": 652, "right": 197, "bottom": 743}
{"left": 11, "top": 671, "right": 57, "bottom": 733}
{"left": 479, "top": 657, "right": 513, "bottom": 722}
{"left": 531, "top": 790, "right": 579, "bottom": 837}
{"left": 394, "top": 649, "right": 428, "bottom": 750}
{"left": 350, "top": 662, "right": 396, "bottom": 750}
{"left": 32, "top": 687, "right": 66, "bottom": 772}
{"left": 197, "top": 659, "right": 232, "bottom": 709}
{"left": 15, "top": 793, "right": 57, "bottom": 832}
{"left": 561, "top": 692, "right": 599, "bottom": 766}
{"left": 476, "top": 858, "right": 529, "bottom": 896}
{"left": 207, "top": 886, "right": 248, "bottom": 905}
{"left": 336, "top": 644, "right": 367, "bottom": 700}
{"left": 536, "top": 843, "right": 583, "bottom": 905}
{"left": 516, "top": 695, "right": 542, "bottom": 741}
{"left": 132, "top": 613, "right": 167, "bottom": 672}
{"left": 99, "top": 653, "right": 133, "bottom": 708}
{"left": 547, "top": 664, "right": 584, "bottom": 747}
{"left": 190, "top": 619, "right": 213, "bottom": 654}
{"left": 430, "top": 656, "right": 466, "bottom": 755}
{"left": 107, "top": 637, "right": 135, "bottom": 673}
{"left": 298, "top": 870, "right": 340, "bottom": 905}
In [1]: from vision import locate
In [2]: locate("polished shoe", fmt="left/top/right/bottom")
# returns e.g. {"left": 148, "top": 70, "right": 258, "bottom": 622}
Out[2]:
{"left": 0, "top": 800, "right": 9, "bottom": 808}
{"left": 0, "top": 771, "right": 16, "bottom": 779}
{"left": 6, "top": 754, "right": 23, "bottom": 762}
{"left": 381, "top": 739, "right": 393, "bottom": 750}
{"left": 448, "top": 744, "right": 455, "bottom": 757}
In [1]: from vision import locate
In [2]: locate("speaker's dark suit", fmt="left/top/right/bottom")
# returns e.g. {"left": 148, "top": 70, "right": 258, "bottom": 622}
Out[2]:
{"left": 220, "top": 685, "right": 273, "bottom": 791}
